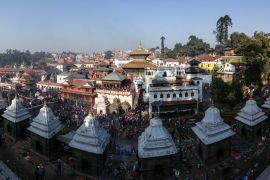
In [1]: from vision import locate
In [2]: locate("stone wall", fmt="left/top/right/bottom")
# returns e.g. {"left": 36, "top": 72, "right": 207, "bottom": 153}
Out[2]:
{"left": 71, "top": 148, "right": 107, "bottom": 179}
{"left": 140, "top": 154, "right": 179, "bottom": 180}
{"left": 4, "top": 118, "right": 29, "bottom": 140}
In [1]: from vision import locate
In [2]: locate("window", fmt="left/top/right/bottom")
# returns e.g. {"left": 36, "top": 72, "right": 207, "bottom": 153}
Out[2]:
{"left": 154, "top": 94, "right": 157, "bottom": 99}
{"left": 167, "top": 94, "right": 170, "bottom": 98}
{"left": 179, "top": 93, "right": 182, "bottom": 98}
{"left": 160, "top": 94, "right": 163, "bottom": 98}
{"left": 197, "top": 81, "right": 200, "bottom": 85}
{"left": 185, "top": 92, "right": 188, "bottom": 97}
{"left": 163, "top": 72, "right": 167, "bottom": 77}
{"left": 173, "top": 93, "right": 176, "bottom": 98}
{"left": 191, "top": 92, "right": 194, "bottom": 97}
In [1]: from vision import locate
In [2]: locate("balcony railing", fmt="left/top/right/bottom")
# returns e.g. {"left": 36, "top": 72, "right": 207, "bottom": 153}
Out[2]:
{"left": 96, "top": 89, "right": 131, "bottom": 96}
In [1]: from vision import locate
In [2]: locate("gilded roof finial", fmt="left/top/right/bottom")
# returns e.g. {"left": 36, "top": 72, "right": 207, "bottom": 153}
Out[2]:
{"left": 137, "top": 41, "right": 144, "bottom": 50}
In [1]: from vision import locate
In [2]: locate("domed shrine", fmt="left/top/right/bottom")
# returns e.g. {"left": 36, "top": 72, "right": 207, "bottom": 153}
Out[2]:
{"left": 235, "top": 99, "right": 267, "bottom": 141}
{"left": 192, "top": 107, "right": 235, "bottom": 165}
{"left": 2, "top": 95, "right": 31, "bottom": 140}
{"left": 138, "top": 116, "right": 178, "bottom": 179}
{"left": 27, "top": 102, "right": 64, "bottom": 158}
{"left": 69, "top": 113, "right": 110, "bottom": 178}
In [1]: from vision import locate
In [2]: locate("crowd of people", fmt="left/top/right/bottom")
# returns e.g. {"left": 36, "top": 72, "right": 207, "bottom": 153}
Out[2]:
{"left": 96, "top": 80, "right": 133, "bottom": 92}
{"left": 54, "top": 100, "right": 89, "bottom": 130}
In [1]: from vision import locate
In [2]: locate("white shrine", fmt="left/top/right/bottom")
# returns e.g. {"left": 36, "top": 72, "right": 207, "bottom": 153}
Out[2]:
{"left": 28, "top": 102, "right": 64, "bottom": 139}
{"left": 27, "top": 102, "right": 64, "bottom": 158}
{"left": 262, "top": 97, "right": 270, "bottom": 109}
{"left": 138, "top": 116, "right": 178, "bottom": 179}
{"left": 2, "top": 95, "right": 31, "bottom": 140}
{"left": 69, "top": 113, "right": 110, "bottom": 154}
{"left": 192, "top": 107, "right": 235, "bottom": 165}
{"left": 69, "top": 113, "right": 110, "bottom": 177}
{"left": 235, "top": 99, "right": 267, "bottom": 141}
{"left": 138, "top": 117, "right": 177, "bottom": 158}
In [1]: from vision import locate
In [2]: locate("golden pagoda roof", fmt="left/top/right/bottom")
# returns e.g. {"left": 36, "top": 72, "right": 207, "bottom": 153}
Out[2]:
{"left": 128, "top": 43, "right": 151, "bottom": 56}
{"left": 122, "top": 59, "right": 157, "bottom": 69}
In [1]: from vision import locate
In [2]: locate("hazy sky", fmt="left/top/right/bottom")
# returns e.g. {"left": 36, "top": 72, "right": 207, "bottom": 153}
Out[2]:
{"left": 0, "top": 0, "right": 269, "bottom": 53}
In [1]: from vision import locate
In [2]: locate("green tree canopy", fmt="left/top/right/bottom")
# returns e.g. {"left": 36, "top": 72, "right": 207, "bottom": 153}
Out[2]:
{"left": 215, "top": 15, "right": 233, "bottom": 45}
{"left": 104, "top": 50, "right": 113, "bottom": 59}
{"left": 165, "top": 35, "right": 210, "bottom": 58}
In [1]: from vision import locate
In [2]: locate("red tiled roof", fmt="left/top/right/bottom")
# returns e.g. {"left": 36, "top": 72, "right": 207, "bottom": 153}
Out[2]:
{"left": 66, "top": 79, "right": 94, "bottom": 88}
{"left": 195, "top": 55, "right": 218, "bottom": 62}
{"left": 37, "top": 81, "right": 62, "bottom": 87}
{"left": 164, "top": 58, "right": 178, "bottom": 62}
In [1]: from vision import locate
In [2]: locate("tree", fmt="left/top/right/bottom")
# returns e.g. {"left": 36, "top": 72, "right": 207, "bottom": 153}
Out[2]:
{"left": 215, "top": 15, "right": 233, "bottom": 45}
{"left": 104, "top": 50, "right": 113, "bottom": 59}
{"left": 161, "top": 36, "right": 165, "bottom": 54}
{"left": 185, "top": 35, "right": 210, "bottom": 56}
{"left": 229, "top": 32, "right": 251, "bottom": 55}
{"left": 165, "top": 35, "right": 210, "bottom": 57}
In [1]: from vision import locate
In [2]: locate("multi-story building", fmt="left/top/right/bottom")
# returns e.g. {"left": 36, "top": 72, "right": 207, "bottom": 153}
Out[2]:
{"left": 95, "top": 71, "right": 135, "bottom": 115}
{"left": 144, "top": 67, "right": 203, "bottom": 118}
{"left": 60, "top": 79, "right": 96, "bottom": 108}
{"left": 122, "top": 43, "right": 157, "bottom": 92}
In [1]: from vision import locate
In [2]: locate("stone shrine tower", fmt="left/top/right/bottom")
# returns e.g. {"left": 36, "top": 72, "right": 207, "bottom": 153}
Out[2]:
{"left": 69, "top": 113, "right": 110, "bottom": 178}
{"left": 235, "top": 99, "right": 267, "bottom": 141}
{"left": 27, "top": 102, "right": 64, "bottom": 158}
{"left": 138, "top": 116, "right": 178, "bottom": 179}
{"left": 2, "top": 95, "right": 31, "bottom": 140}
{"left": 192, "top": 107, "right": 235, "bottom": 165}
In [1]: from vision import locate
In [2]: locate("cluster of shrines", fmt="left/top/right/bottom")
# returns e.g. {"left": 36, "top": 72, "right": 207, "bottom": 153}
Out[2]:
{"left": 1, "top": 92, "right": 270, "bottom": 179}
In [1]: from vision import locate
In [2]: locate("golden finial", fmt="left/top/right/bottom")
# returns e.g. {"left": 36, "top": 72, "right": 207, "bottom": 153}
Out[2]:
{"left": 137, "top": 41, "right": 144, "bottom": 50}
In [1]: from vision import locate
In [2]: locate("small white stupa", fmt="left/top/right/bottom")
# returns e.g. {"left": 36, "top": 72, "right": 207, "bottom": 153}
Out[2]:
{"left": 69, "top": 113, "right": 110, "bottom": 154}
{"left": 138, "top": 116, "right": 178, "bottom": 158}
{"left": 262, "top": 97, "right": 270, "bottom": 109}
{"left": 192, "top": 107, "right": 235, "bottom": 145}
{"left": 0, "top": 92, "right": 8, "bottom": 110}
{"left": 2, "top": 95, "right": 31, "bottom": 123}
{"left": 235, "top": 99, "right": 267, "bottom": 127}
{"left": 27, "top": 102, "right": 64, "bottom": 139}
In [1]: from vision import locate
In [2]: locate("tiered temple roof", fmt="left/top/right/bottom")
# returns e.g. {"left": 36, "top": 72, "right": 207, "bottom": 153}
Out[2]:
{"left": 102, "top": 71, "right": 126, "bottom": 82}
{"left": 262, "top": 97, "right": 270, "bottom": 109}
{"left": 138, "top": 117, "right": 178, "bottom": 158}
{"left": 0, "top": 92, "right": 8, "bottom": 110}
{"left": 69, "top": 113, "right": 110, "bottom": 154}
{"left": 27, "top": 103, "right": 64, "bottom": 139}
{"left": 235, "top": 99, "right": 267, "bottom": 126}
{"left": 122, "top": 43, "right": 157, "bottom": 69}
{"left": 192, "top": 107, "right": 235, "bottom": 145}
{"left": 2, "top": 96, "right": 31, "bottom": 123}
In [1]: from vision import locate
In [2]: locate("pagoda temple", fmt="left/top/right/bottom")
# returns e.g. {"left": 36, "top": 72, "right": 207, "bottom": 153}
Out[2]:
{"left": 0, "top": 92, "right": 8, "bottom": 127}
{"left": 2, "top": 95, "right": 31, "bottom": 140}
{"left": 235, "top": 99, "right": 267, "bottom": 141}
{"left": 138, "top": 116, "right": 178, "bottom": 179}
{"left": 122, "top": 43, "right": 157, "bottom": 91}
{"left": 27, "top": 102, "right": 64, "bottom": 158}
{"left": 69, "top": 113, "right": 110, "bottom": 178}
{"left": 192, "top": 107, "right": 235, "bottom": 165}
